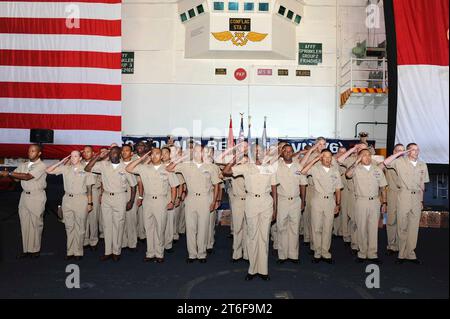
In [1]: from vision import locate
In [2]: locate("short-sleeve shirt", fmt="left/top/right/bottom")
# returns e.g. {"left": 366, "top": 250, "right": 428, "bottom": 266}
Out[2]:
{"left": 82, "top": 160, "right": 102, "bottom": 189}
{"left": 232, "top": 163, "right": 277, "bottom": 195}
{"left": 342, "top": 155, "right": 359, "bottom": 192}
{"left": 91, "top": 161, "right": 137, "bottom": 193}
{"left": 308, "top": 163, "right": 343, "bottom": 196}
{"left": 385, "top": 168, "right": 400, "bottom": 192}
{"left": 53, "top": 164, "right": 95, "bottom": 194}
{"left": 14, "top": 159, "right": 47, "bottom": 192}
{"left": 351, "top": 164, "right": 387, "bottom": 198}
{"left": 388, "top": 157, "right": 430, "bottom": 191}
{"left": 131, "top": 163, "right": 179, "bottom": 196}
{"left": 175, "top": 162, "right": 221, "bottom": 194}
{"left": 276, "top": 159, "right": 308, "bottom": 198}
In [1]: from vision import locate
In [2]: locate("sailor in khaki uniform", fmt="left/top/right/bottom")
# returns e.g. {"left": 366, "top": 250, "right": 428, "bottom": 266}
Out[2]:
{"left": 228, "top": 165, "right": 248, "bottom": 262}
{"left": 276, "top": 144, "right": 307, "bottom": 263}
{"left": 203, "top": 146, "right": 223, "bottom": 253}
{"left": 1, "top": 144, "right": 47, "bottom": 258}
{"left": 127, "top": 148, "right": 179, "bottom": 262}
{"left": 46, "top": 151, "right": 94, "bottom": 260}
{"left": 223, "top": 145, "right": 278, "bottom": 281}
{"left": 301, "top": 150, "right": 342, "bottom": 264}
{"left": 85, "top": 147, "right": 137, "bottom": 261}
{"left": 134, "top": 141, "right": 149, "bottom": 242}
{"left": 298, "top": 138, "right": 328, "bottom": 249}
{"left": 346, "top": 149, "right": 387, "bottom": 263}
{"left": 82, "top": 146, "right": 102, "bottom": 251}
{"left": 383, "top": 143, "right": 430, "bottom": 264}
{"left": 332, "top": 146, "right": 347, "bottom": 237}
{"left": 121, "top": 144, "right": 142, "bottom": 251}
{"left": 382, "top": 144, "right": 405, "bottom": 255}
{"left": 161, "top": 146, "right": 178, "bottom": 251}
{"left": 338, "top": 143, "right": 369, "bottom": 253}
{"left": 166, "top": 145, "right": 221, "bottom": 263}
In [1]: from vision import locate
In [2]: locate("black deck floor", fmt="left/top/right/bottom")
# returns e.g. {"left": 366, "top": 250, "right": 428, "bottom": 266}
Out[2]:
{"left": 0, "top": 183, "right": 448, "bottom": 299}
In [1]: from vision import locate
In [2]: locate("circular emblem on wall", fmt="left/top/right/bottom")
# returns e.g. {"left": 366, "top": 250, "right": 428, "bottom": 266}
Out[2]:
{"left": 234, "top": 68, "right": 247, "bottom": 81}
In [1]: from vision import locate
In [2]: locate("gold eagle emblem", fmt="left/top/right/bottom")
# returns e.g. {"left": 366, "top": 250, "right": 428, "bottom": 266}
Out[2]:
{"left": 211, "top": 31, "right": 268, "bottom": 47}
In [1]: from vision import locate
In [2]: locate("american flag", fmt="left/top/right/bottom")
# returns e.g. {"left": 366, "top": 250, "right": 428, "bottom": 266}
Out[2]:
{"left": 0, "top": 0, "right": 122, "bottom": 159}
{"left": 226, "top": 114, "right": 234, "bottom": 149}
{"left": 237, "top": 113, "right": 245, "bottom": 145}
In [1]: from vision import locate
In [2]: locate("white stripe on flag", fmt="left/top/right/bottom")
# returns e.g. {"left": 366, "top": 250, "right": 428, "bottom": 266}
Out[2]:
{"left": 396, "top": 65, "right": 449, "bottom": 164}
{"left": 0, "top": 66, "right": 121, "bottom": 85}
{"left": 0, "top": 2, "right": 121, "bottom": 20}
{"left": 0, "top": 98, "right": 121, "bottom": 116}
{"left": 0, "top": 128, "right": 122, "bottom": 145}
{"left": 0, "top": 34, "right": 121, "bottom": 53}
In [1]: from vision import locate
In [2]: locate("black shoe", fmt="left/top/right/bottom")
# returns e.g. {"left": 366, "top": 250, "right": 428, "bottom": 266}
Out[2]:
{"left": 312, "top": 257, "right": 321, "bottom": 264}
{"left": 198, "top": 258, "right": 207, "bottom": 264}
{"left": 290, "top": 259, "right": 300, "bottom": 264}
{"left": 186, "top": 258, "right": 196, "bottom": 264}
{"left": 100, "top": 254, "right": 112, "bottom": 261}
{"left": 395, "top": 258, "right": 405, "bottom": 264}
{"left": 112, "top": 254, "right": 121, "bottom": 262}
{"left": 259, "top": 274, "right": 270, "bottom": 281}
{"left": 165, "top": 248, "right": 174, "bottom": 253}
{"left": 351, "top": 249, "right": 358, "bottom": 256}
{"left": 408, "top": 259, "right": 423, "bottom": 265}
{"left": 154, "top": 258, "right": 165, "bottom": 263}
{"left": 308, "top": 249, "right": 315, "bottom": 256}
{"left": 16, "top": 252, "right": 29, "bottom": 259}
{"left": 355, "top": 257, "right": 366, "bottom": 263}
{"left": 322, "top": 258, "right": 335, "bottom": 265}
{"left": 206, "top": 249, "right": 213, "bottom": 254}
{"left": 385, "top": 249, "right": 398, "bottom": 256}
{"left": 276, "top": 259, "right": 287, "bottom": 264}
{"left": 30, "top": 252, "right": 40, "bottom": 259}
{"left": 90, "top": 245, "right": 98, "bottom": 252}
{"left": 73, "top": 256, "right": 83, "bottom": 261}
{"left": 231, "top": 258, "right": 241, "bottom": 263}
{"left": 64, "top": 255, "right": 73, "bottom": 261}
{"left": 143, "top": 257, "right": 154, "bottom": 262}
{"left": 368, "top": 258, "right": 383, "bottom": 265}
{"left": 245, "top": 274, "right": 256, "bottom": 281}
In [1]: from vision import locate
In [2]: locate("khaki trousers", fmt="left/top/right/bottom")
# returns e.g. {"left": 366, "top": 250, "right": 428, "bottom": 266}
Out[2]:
{"left": 84, "top": 187, "right": 100, "bottom": 247}
{"left": 230, "top": 195, "right": 247, "bottom": 260}
{"left": 397, "top": 190, "right": 422, "bottom": 260}
{"left": 185, "top": 193, "right": 210, "bottom": 259}
{"left": 63, "top": 194, "right": 88, "bottom": 256}
{"left": 277, "top": 196, "right": 301, "bottom": 260}
{"left": 386, "top": 189, "right": 399, "bottom": 251}
{"left": 18, "top": 191, "right": 46, "bottom": 253}
{"left": 101, "top": 192, "right": 126, "bottom": 256}
{"left": 354, "top": 197, "right": 381, "bottom": 259}
{"left": 311, "top": 195, "right": 335, "bottom": 259}
{"left": 143, "top": 195, "right": 167, "bottom": 258}
{"left": 122, "top": 193, "right": 138, "bottom": 249}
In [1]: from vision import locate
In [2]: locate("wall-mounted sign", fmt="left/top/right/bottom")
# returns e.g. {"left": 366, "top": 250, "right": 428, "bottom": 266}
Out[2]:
{"left": 258, "top": 69, "right": 273, "bottom": 76}
{"left": 234, "top": 68, "right": 247, "bottom": 81}
{"left": 278, "top": 69, "right": 289, "bottom": 76}
{"left": 298, "top": 43, "right": 322, "bottom": 65}
{"left": 296, "top": 70, "right": 311, "bottom": 77}
{"left": 212, "top": 18, "right": 268, "bottom": 47}
{"left": 215, "top": 68, "right": 227, "bottom": 75}
{"left": 230, "top": 18, "right": 251, "bottom": 32}
{"left": 121, "top": 52, "right": 134, "bottom": 74}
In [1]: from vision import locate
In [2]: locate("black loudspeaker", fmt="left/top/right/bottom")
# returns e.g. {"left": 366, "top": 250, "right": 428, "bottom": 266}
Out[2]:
{"left": 30, "top": 129, "right": 54, "bottom": 144}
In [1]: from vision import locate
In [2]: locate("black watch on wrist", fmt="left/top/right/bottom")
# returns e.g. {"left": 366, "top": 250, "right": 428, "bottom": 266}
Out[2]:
{"left": 88, "top": 202, "right": 93, "bottom": 206}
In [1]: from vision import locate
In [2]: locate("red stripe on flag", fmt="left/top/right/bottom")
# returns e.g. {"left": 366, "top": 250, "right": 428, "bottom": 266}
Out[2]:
{"left": 0, "top": 18, "right": 121, "bottom": 36}
{"left": 0, "top": 144, "right": 109, "bottom": 159}
{"left": 0, "top": 113, "right": 121, "bottom": 131}
{"left": 0, "top": 82, "right": 121, "bottom": 101}
{"left": 394, "top": 0, "right": 449, "bottom": 66}
{"left": 0, "top": 0, "right": 121, "bottom": 3}
{"left": 0, "top": 50, "right": 121, "bottom": 69}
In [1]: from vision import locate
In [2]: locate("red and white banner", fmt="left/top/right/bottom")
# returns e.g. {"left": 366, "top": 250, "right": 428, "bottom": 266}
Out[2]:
{"left": 393, "top": 0, "right": 449, "bottom": 164}
{"left": 0, "top": 0, "right": 122, "bottom": 159}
